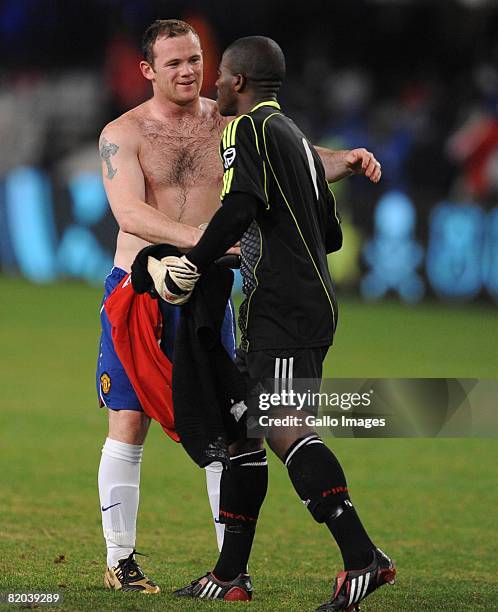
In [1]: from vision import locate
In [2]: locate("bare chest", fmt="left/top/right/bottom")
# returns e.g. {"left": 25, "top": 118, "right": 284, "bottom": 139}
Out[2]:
{"left": 138, "top": 117, "right": 224, "bottom": 189}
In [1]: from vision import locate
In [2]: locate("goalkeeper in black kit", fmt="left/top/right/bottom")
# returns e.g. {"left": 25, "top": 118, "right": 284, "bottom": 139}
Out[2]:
{"left": 162, "top": 36, "right": 395, "bottom": 611}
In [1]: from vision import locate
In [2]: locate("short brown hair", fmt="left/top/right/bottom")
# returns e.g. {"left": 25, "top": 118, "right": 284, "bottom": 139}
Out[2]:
{"left": 142, "top": 19, "right": 200, "bottom": 65}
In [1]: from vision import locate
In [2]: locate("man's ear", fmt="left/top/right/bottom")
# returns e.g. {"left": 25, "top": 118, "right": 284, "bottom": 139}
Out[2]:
{"left": 140, "top": 60, "right": 155, "bottom": 81}
{"left": 234, "top": 73, "right": 246, "bottom": 93}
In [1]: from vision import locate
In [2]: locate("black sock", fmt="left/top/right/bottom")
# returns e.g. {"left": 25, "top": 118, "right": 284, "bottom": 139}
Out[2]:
{"left": 325, "top": 506, "right": 375, "bottom": 570}
{"left": 213, "top": 524, "right": 255, "bottom": 581}
{"left": 213, "top": 449, "right": 268, "bottom": 581}
{"left": 285, "top": 435, "right": 374, "bottom": 570}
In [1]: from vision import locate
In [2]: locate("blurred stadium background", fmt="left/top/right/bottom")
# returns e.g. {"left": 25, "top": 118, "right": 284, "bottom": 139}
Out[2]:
{"left": 1, "top": 0, "right": 497, "bottom": 302}
{"left": 1, "top": 1, "right": 497, "bottom": 610}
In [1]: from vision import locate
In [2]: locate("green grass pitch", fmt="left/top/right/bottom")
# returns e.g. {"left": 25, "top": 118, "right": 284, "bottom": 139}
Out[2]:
{"left": 0, "top": 277, "right": 496, "bottom": 610}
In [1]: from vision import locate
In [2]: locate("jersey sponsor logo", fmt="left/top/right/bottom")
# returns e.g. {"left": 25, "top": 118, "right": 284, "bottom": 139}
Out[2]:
{"left": 223, "top": 147, "right": 236, "bottom": 169}
{"left": 100, "top": 372, "right": 111, "bottom": 394}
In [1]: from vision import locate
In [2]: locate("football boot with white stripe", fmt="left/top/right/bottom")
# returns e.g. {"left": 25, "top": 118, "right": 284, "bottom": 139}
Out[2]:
{"left": 317, "top": 548, "right": 395, "bottom": 611}
{"left": 172, "top": 572, "right": 253, "bottom": 601}
{"left": 104, "top": 550, "right": 160, "bottom": 594}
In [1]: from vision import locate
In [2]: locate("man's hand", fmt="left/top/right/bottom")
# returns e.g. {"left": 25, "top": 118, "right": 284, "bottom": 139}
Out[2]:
{"left": 226, "top": 244, "right": 241, "bottom": 256}
{"left": 344, "top": 148, "right": 382, "bottom": 183}
{"left": 147, "top": 255, "right": 200, "bottom": 305}
{"left": 199, "top": 223, "right": 240, "bottom": 257}
{"left": 315, "top": 146, "right": 382, "bottom": 183}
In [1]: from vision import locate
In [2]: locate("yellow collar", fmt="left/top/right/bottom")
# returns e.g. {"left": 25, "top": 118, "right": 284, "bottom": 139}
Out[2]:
{"left": 250, "top": 100, "right": 281, "bottom": 112}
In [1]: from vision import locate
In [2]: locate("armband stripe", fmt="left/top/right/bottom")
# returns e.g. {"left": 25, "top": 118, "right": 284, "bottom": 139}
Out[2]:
{"left": 229, "top": 116, "right": 244, "bottom": 147}
{"left": 222, "top": 123, "right": 230, "bottom": 149}
{"left": 229, "top": 118, "right": 237, "bottom": 146}
{"left": 225, "top": 167, "right": 234, "bottom": 194}
{"left": 221, "top": 169, "right": 229, "bottom": 198}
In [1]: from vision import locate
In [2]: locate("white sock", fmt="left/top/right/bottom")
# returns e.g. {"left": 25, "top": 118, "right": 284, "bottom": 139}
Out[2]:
{"left": 98, "top": 437, "right": 143, "bottom": 568}
{"left": 205, "top": 462, "right": 225, "bottom": 551}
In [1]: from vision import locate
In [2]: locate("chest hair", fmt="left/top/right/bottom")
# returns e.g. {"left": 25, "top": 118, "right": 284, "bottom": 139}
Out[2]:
{"left": 139, "top": 115, "right": 224, "bottom": 189}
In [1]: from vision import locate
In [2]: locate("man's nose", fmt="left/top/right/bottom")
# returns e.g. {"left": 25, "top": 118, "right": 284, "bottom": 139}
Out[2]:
{"left": 180, "top": 62, "right": 195, "bottom": 76}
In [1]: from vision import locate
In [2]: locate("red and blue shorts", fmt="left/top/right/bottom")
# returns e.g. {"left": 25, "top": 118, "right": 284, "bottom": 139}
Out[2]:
{"left": 96, "top": 267, "right": 236, "bottom": 411}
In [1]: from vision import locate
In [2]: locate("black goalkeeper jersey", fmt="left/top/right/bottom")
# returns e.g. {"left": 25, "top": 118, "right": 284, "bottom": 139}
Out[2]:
{"left": 219, "top": 101, "right": 342, "bottom": 352}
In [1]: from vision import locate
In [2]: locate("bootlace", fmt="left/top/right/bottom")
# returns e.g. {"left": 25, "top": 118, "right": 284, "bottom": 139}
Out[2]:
{"left": 118, "top": 549, "right": 147, "bottom": 579}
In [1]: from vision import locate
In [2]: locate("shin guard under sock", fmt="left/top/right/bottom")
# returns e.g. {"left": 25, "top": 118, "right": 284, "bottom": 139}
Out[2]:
{"left": 98, "top": 437, "right": 143, "bottom": 568}
{"left": 285, "top": 435, "right": 374, "bottom": 570}
{"left": 213, "top": 449, "right": 268, "bottom": 581}
{"left": 205, "top": 461, "right": 225, "bottom": 551}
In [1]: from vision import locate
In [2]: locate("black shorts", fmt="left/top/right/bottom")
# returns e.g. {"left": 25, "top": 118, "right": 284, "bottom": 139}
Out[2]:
{"left": 236, "top": 346, "right": 328, "bottom": 382}
{"left": 236, "top": 346, "right": 329, "bottom": 419}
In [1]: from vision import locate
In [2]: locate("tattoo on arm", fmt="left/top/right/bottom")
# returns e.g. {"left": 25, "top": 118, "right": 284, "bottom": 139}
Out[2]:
{"left": 99, "top": 137, "right": 119, "bottom": 179}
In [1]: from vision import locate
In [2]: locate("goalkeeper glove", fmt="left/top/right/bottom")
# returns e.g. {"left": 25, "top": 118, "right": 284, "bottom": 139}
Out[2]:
{"left": 147, "top": 255, "right": 200, "bottom": 305}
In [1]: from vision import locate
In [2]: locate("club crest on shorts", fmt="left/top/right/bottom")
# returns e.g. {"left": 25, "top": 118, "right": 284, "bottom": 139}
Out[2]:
{"left": 100, "top": 372, "right": 111, "bottom": 394}
{"left": 223, "top": 147, "right": 236, "bottom": 169}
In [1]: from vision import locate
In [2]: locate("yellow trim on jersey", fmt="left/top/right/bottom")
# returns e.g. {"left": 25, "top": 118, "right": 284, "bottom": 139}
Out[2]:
{"left": 220, "top": 116, "right": 243, "bottom": 198}
{"left": 262, "top": 113, "right": 336, "bottom": 331}
{"left": 221, "top": 122, "right": 229, "bottom": 150}
{"left": 227, "top": 118, "right": 235, "bottom": 146}
{"left": 262, "top": 157, "right": 269, "bottom": 206}
{"left": 230, "top": 116, "right": 243, "bottom": 146}
{"left": 221, "top": 117, "right": 238, "bottom": 150}
{"left": 220, "top": 115, "right": 269, "bottom": 207}
{"left": 221, "top": 168, "right": 228, "bottom": 196}
{"left": 250, "top": 100, "right": 281, "bottom": 113}
{"left": 220, "top": 101, "right": 280, "bottom": 155}
{"left": 225, "top": 168, "right": 234, "bottom": 194}
{"left": 242, "top": 116, "right": 269, "bottom": 208}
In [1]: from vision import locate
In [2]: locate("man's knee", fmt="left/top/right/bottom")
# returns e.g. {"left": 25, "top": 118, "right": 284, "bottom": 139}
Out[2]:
{"left": 266, "top": 437, "right": 284, "bottom": 460}
{"left": 266, "top": 428, "right": 317, "bottom": 461}
{"left": 107, "top": 409, "right": 150, "bottom": 445}
{"left": 228, "top": 436, "right": 264, "bottom": 457}
{"left": 219, "top": 442, "right": 268, "bottom": 528}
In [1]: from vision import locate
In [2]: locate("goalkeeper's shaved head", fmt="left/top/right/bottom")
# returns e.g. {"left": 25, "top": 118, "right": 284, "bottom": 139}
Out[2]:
{"left": 224, "top": 36, "right": 286, "bottom": 94}
{"left": 216, "top": 36, "right": 286, "bottom": 116}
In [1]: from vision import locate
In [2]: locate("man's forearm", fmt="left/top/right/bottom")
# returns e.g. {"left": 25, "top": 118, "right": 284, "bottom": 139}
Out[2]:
{"left": 188, "top": 192, "right": 258, "bottom": 271}
{"left": 159, "top": 193, "right": 256, "bottom": 305}
{"left": 117, "top": 200, "right": 202, "bottom": 250}
{"left": 315, "top": 147, "right": 353, "bottom": 183}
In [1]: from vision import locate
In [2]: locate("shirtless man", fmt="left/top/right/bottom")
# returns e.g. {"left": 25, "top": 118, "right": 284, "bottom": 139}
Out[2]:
{"left": 96, "top": 19, "right": 382, "bottom": 594}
